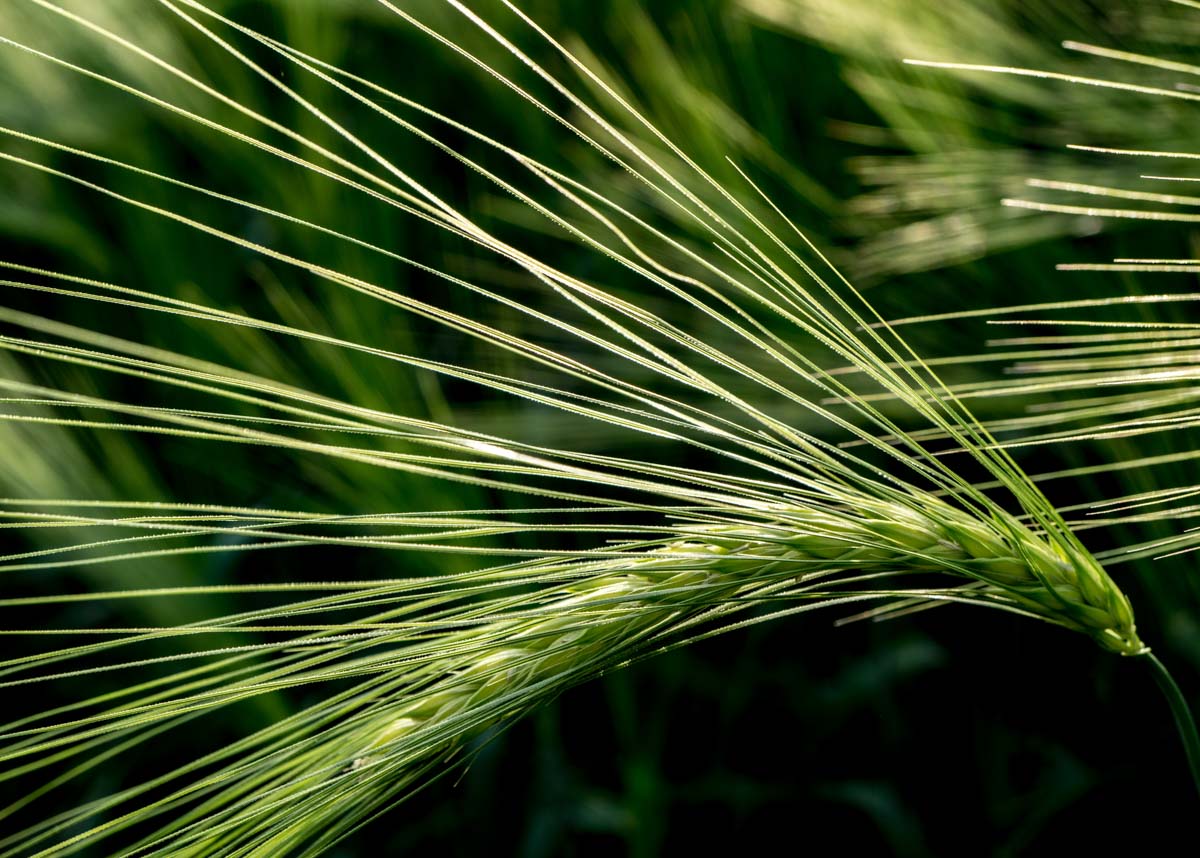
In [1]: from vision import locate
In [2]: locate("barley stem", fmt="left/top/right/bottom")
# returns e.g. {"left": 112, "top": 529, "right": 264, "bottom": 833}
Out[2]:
{"left": 1147, "top": 652, "right": 1200, "bottom": 800}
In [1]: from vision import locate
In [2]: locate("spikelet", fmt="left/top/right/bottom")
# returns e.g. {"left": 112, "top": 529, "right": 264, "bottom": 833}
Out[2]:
{"left": 346, "top": 492, "right": 1141, "bottom": 772}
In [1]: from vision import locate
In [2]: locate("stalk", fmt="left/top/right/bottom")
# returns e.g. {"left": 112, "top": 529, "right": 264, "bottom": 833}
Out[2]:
{"left": 1147, "top": 652, "right": 1200, "bottom": 800}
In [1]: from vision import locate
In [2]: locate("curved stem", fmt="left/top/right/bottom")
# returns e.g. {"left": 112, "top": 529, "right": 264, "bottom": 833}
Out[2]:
{"left": 1147, "top": 652, "right": 1200, "bottom": 799}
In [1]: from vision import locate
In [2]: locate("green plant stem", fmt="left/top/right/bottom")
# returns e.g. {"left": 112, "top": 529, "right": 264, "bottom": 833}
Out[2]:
{"left": 1147, "top": 652, "right": 1200, "bottom": 800}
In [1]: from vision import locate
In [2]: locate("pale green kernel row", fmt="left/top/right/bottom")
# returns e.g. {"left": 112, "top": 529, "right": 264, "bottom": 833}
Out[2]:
{"left": 352, "top": 498, "right": 1141, "bottom": 773}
